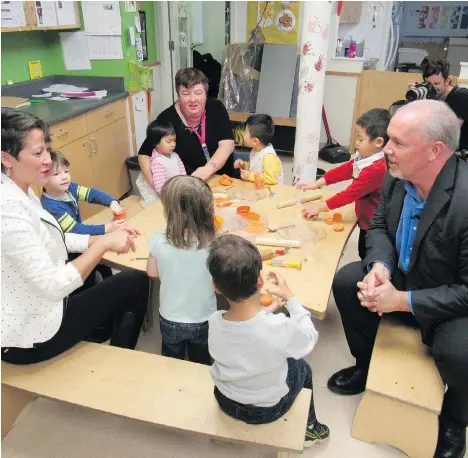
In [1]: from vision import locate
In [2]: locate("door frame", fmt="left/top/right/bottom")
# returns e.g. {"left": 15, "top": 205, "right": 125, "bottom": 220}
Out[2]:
{"left": 155, "top": 1, "right": 176, "bottom": 106}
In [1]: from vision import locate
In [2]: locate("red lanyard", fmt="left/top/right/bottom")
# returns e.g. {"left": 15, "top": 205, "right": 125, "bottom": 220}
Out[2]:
{"left": 188, "top": 112, "right": 210, "bottom": 162}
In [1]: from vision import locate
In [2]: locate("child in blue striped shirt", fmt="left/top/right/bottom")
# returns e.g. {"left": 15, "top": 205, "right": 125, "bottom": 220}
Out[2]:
{"left": 41, "top": 150, "right": 125, "bottom": 235}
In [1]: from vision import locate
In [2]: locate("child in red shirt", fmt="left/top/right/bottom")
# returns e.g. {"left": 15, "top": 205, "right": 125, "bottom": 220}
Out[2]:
{"left": 299, "top": 108, "right": 391, "bottom": 259}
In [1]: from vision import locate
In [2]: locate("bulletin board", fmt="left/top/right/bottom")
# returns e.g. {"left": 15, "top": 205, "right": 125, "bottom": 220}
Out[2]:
{"left": 247, "top": 1, "right": 300, "bottom": 45}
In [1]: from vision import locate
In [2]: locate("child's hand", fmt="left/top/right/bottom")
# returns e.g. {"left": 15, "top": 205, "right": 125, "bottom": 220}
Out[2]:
{"left": 266, "top": 272, "right": 293, "bottom": 302}
{"left": 105, "top": 220, "right": 127, "bottom": 233}
{"left": 110, "top": 200, "right": 124, "bottom": 215}
{"left": 240, "top": 169, "right": 250, "bottom": 181}
{"left": 302, "top": 202, "right": 327, "bottom": 220}
{"left": 261, "top": 295, "right": 286, "bottom": 313}
{"left": 234, "top": 159, "right": 244, "bottom": 169}
{"left": 296, "top": 182, "right": 320, "bottom": 191}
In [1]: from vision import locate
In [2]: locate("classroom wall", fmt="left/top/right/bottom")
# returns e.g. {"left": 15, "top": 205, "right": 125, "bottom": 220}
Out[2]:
{"left": 192, "top": 1, "right": 226, "bottom": 63}
{"left": 1, "top": 2, "right": 158, "bottom": 88}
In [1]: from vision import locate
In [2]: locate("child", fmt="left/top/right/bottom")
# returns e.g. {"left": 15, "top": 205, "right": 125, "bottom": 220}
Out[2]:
{"left": 234, "top": 114, "right": 284, "bottom": 185}
{"left": 146, "top": 175, "right": 216, "bottom": 365}
{"left": 41, "top": 150, "right": 125, "bottom": 235}
{"left": 207, "top": 234, "right": 329, "bottom": 447}
{"left": 136, "top": 120, "right": 186, "bottom": 207}
{"left": 299, "top": 108, "right": 391, "bottom": 259}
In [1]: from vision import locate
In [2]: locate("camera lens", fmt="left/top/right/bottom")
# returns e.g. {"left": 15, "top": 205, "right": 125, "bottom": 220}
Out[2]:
{"left": 405, "top": 85, "right": 428, "bottom": 102}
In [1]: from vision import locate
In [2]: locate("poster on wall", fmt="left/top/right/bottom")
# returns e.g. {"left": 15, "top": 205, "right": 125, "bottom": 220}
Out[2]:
{"left": 247, "top": 1, "right": 300, "bottom": 45}
{"left": 403, "top": 2, "right": 467, "bottom": 36}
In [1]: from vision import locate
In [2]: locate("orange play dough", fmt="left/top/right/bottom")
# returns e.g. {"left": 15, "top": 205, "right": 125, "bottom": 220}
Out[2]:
{"left": 326, "top": 218, "right": 334, "bottom": 225}
{"left": 246, "top": 221, "right": 266, "bottom": 233}
{"left": 333, "top": 212, "right": 343, "bottom": 223}
{"left": 260, "top": 294, "right": 273, "bottom": 306}
{"left": 246, "top": 211, "right": 260, "bottom": 221}
{"left": 113, "top": 208, "right": 128, "bottom": 221}
{"left": 333, "top": 223, "right": 345, "bottom": 232}
{"left": 237, "top": 205, "right": 250, "bottom": 216}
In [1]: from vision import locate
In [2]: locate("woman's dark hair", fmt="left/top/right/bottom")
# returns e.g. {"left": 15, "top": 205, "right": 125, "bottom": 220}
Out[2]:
{"left": 175, "top": 68, "right": 209, "bottom": 95}
{"left": 1, "top": 109, "right": 50, "bottom": 169}
{"left": 146, "top": 120, "right": 176, "bottom": 148}
{"left": 207, "top": 234, "right": 262, "bottom": 302}
{"left": 245, "top": 113, "right": 275, "bottom": 146}
{"left": 356, "top": 108, "right": 391, "bottom": 145}
{"left": 422, "top": 59, "right": 450, "bottom": 81}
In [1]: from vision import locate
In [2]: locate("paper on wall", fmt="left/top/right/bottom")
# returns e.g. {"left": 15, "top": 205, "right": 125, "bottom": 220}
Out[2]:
{"left": 60, "top": 31, "right": 92, "bottom": 70}
{"left": 87, "top": 35, "right": 123, "bottom": 60}
{"left": 82, "top": 1, "right": 122, "bottom": 36}
{"left": 56, "top": 1, "right": 77, "bottom": 26}
{"left": 35, "top": 1, "right": 58, "bottom": 27}
{"left": 125, "top": 0, "right": 136, "bottom": 13}
{"left": 134, "top": 14, "right": 141, "bottom": 32}
{"left": 129, "top": 26, "right": 136, "bottom": 46}
{"left": 136, "top": 37, "right": 144, "bottom": 61}
{"left": 1, "top": 1, "right": 27, "bottom": 28}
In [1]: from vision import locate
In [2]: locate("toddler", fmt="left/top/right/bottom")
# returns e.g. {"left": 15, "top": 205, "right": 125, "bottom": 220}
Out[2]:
{"left": 207, "top": 234, "right": 329, "bottom": 447}
{"left": 136, "top": 120, "right": 186, "bottom": 207}
{"left": 299, "top": 108, "right": 391, "bottom": 259}
{"left": 234, "top": 114, "right": 284, "bottom": 185}
{"left": 42, "top": 150, "right": 125, "bottom": 235}
{"left": 146, "top": 175, "right": 216, "bottom": 365}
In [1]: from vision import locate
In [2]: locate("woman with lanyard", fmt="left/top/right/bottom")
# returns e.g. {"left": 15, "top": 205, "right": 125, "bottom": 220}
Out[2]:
{"left": 138, "top": 68, "right": 238, "bottom": 186}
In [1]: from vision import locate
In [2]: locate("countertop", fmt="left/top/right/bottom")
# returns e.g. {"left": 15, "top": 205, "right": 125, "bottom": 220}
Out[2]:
{"left": 2, "top": 75, "right": 128, "bottom": 125}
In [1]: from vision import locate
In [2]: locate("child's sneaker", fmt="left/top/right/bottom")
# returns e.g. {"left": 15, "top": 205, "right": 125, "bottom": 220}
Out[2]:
{"left": 304, "top": 421, "right": 330, "bottom": 447}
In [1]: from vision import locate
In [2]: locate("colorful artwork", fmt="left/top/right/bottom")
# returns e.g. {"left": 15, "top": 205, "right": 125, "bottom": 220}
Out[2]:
{"left": 418, "top": 5, "right": 429, "bottom": 29}
{"left": 461, "top": 6, "right": 468, "bottom": 29}
{"left": 450, "top": 6, "right": 461, "bottom": 29}
{"left": 439, "top": 6, "right": 452, "bottom": 29}
{"left": 247, "top": 1, "right": 300, "bottom": 45}
{"left": 428, "top": 6, "right": 440, "bottom": 29}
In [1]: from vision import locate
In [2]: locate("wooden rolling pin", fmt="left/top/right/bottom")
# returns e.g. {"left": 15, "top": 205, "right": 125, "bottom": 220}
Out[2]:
{"left": 276, "top": 192, "right": 323, "bottom": 209}
{"left": 254, "top": 237, "right": 301, "bottom": 248}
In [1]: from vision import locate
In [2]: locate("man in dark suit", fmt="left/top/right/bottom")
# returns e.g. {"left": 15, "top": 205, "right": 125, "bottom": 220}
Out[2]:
{"left": 329, "top": 100, "right": 468, "bottom": 458}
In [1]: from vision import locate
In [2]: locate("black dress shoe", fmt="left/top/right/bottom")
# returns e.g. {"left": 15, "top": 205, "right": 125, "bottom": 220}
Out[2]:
{"left": 327, "top": 366, "right": 367, "bottom": 395}
{"left": 435, "top": 422, "right": 466, "bottom": 458}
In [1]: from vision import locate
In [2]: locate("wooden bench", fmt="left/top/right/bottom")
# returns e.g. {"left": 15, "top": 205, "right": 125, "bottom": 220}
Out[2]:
{"left": 352, "top": 319, "right": 445, "bottom": 458}
{"left": 2, "top": 343, "right": 311, "bottom": 457}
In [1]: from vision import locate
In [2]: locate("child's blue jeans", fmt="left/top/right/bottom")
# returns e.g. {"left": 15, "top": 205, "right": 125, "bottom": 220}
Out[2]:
{"left": 214, "top": 358, "right": 316, "bottom": 426}
{"left": 159, "top": 314, "right": 211, "bottom": 365}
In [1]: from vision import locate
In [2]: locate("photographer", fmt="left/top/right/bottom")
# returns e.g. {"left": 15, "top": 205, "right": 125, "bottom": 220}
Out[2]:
{"left": 410, "top": 59, "right": 468, "bottom": 151}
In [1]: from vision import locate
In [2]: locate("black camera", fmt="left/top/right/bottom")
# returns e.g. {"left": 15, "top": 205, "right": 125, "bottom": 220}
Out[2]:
{"left": 405, "top": 82, "right": 437, "bottom": 102}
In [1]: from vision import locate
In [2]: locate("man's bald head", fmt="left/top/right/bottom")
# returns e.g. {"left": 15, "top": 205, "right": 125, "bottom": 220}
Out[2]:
{"left": 394, "top": 100, "right": 460, "bottom": 154}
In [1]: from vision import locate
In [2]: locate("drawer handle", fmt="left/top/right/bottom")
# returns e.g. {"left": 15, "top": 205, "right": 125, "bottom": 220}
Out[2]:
{"left": 90, "top": 138, "right": 98, "bottom": 154}
{"left": 104, "top": 111, "right": 114, "bottom": 118}
{"left": 56, "top": 129, "right": 70, "bottom": 138}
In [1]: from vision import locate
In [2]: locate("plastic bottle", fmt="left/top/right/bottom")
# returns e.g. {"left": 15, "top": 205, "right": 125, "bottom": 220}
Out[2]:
{"left": 336, "top": 39, "right": 343, "bottom": 57}
{"left": 348, "top": 40, "right": 357, "bottom": 58}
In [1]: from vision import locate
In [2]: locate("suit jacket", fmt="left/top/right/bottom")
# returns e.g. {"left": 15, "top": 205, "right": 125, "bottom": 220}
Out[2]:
{"left": 364, "top": 155, "right": 468, "bottom": 344}
{"left": 1, "top": 174, "right": 88, "bottom": 348}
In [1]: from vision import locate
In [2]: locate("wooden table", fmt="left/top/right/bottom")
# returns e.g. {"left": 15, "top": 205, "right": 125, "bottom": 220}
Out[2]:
{"left": 86, "top": 180, "right": 357, "bottom": 319}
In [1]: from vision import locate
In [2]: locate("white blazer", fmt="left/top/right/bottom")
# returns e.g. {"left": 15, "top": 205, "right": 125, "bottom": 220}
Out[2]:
{"left": 1, "top": 174, "right": 89, "bottom": 348}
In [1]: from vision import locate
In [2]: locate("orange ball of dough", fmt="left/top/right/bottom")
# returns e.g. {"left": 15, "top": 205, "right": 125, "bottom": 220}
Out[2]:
{"left": 260, "top": 294, "right": 273, "bottom": 306}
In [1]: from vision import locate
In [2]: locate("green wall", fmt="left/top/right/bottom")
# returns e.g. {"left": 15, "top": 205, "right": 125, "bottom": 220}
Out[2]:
{"left": 1, "top": 2, "right": 158, "bottom": 88}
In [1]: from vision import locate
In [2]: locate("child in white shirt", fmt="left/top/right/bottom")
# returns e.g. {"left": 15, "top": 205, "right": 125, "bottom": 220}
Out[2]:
{"left": 136, "top": 121, "right": 186, "bottom": 208}
{"left": 234, "top": 114, "right": 284, "bottom": 185}
{"left": 146, "top": 175, "right": 216, "bottom": 365}
{"left": 207, "top": 235, "right": 330, "bottom": 447}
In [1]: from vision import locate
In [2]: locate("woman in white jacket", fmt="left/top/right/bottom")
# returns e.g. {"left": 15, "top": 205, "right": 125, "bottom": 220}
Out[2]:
{"left": 1, "top": 109, "right": 149, "bottom": 364}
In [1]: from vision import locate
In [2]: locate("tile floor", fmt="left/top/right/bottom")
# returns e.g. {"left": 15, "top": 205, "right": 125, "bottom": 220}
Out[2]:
{"left": 2, "top": 156, "right": 467, "bottom": 457}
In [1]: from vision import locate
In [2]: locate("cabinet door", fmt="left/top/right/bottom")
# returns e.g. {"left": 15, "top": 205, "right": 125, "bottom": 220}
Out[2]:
{"left": 60, "top": 137, "right": 100, "bottom": 220}
{"left": 90, "top": 118, "right": 131, "bottom": 199}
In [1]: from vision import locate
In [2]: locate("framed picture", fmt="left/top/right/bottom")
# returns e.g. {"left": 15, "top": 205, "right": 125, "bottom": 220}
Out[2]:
{"left": 138, "top": 10, "right": 148, "bottom": 61}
